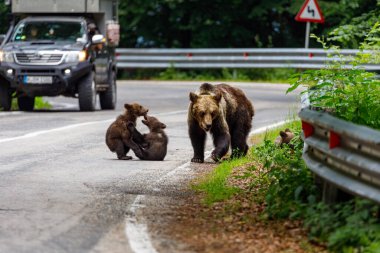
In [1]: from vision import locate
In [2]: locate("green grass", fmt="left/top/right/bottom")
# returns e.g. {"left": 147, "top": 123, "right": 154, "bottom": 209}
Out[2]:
{"left": 252, "top": 119, "right": 301, "bottom": 144}
{"left": 194, "top": 119, "right": 300, "bottom": 206}
{"left": 9, "top": 96, "right": 52, "bottom": 110}
{"left": 118, "top": 68, "right": 299, "bottom": 83}
{"left": 195, "top": 118, "right": 380, "bottom": 252}
{"left": 193, "top": 157, "right": 250, "bottom": 205}
{"left": 35, "top": 97, "right": 52, "bottom": 110}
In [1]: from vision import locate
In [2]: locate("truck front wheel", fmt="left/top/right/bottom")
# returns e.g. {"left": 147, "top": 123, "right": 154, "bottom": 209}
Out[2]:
{"left": 99, "top": 71, "right": 116, "bottom": 110}
{"left": 78, "top": 71, "right": 97, "bottom": 111}
{"left": 18, "top": 96, "right": 35, "bottom": 111}
{"left": 0, "top": 84, "right": 12, "bottom": 111}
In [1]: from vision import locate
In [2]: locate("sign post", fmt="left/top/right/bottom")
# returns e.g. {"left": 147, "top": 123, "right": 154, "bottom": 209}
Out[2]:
{"left": 295, "top": 0, "right": 324, "bottom": 48}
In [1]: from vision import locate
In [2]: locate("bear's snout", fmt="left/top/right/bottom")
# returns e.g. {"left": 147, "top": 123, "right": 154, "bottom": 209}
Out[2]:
{"left": 200, "top": 122, "right": 212, "bottom": 131}
{"left": 204, "top": 124, "right": 212, "bottom": 131}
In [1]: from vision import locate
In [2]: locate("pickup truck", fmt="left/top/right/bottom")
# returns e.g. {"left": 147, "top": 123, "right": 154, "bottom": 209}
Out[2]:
{"left": 0, "top": 0, "right": 119, "bottom": 111}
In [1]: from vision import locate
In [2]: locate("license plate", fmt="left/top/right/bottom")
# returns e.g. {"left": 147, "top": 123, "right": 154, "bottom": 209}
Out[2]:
{"left": 24, "top": 76, "right": 53, "bottom": 84}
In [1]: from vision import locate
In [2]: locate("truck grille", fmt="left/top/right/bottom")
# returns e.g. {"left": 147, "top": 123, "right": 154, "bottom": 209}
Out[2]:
{"left": 15, "top": 53, "right": 64, "bottom": 65}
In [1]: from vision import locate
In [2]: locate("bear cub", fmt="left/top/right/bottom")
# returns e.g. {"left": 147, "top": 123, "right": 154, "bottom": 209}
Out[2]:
{"left": 105, "top": 103, "right": 148, "bottom": 160}
{"left": 274, "top": 128, "right": 295, "bottom": 148}
{"left": 128, "top": 115, "right": 168, "bottom": 161}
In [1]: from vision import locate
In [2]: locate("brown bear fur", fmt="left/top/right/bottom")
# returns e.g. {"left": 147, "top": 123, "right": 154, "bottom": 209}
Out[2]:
{"left": 188, "top": 83, "right": 254, "bottom": 163}
{"left": 128, "top": 115, "right": 168, "bottom": 161}
{"left": 274, "top": 128, "right": 295, "bottom": 148}
{"left": 105, "top": 103, "right": 148, "bottom": 160}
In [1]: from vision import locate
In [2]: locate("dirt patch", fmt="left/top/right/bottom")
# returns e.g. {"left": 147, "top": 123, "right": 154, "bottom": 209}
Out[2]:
{"left": 148, "top": 162, "right": 326, "bottom": 253}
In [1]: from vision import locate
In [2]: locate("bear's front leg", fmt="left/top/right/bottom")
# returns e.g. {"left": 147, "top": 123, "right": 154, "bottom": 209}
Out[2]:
{"left": 128, "top": 122, "right": 149, "bottom": 149}
{"left": 189, "top": 122, "right": 206, "bottom": 163}
{"left": 123, "top": 137, "right": 144, "bottom": 159}
{"left": 211, "top": 132, "right": 230, "bottom": 162}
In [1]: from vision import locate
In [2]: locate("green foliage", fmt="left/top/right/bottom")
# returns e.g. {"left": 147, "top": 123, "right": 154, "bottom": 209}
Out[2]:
{"left": 120, "top": 68, "right": 297, "bottom": 83}
{"left": 0, "top": 2, "right": 10, "bottom": 34}
{"left": 0, "top": 1, "right": 379, "bottom": 49}
{"left": 287, "top": 33, "right": 380, "bottom": 129}
{"left": 249, "top": 124, "right": 380, "bottom": 252}
{"left": 117, "top": 0, "right": 322, "bottom": 48}
{"left": 34, "top": 97, "right": 52, "bottom": 110}
{"left": 8, "top": 96, "right": 52, "bottom": 110}
{"left": 303, "top": 199, "right": 380, "bottom": 252}
{"left": 249, "top": 126, "right": 316, "bottom": 219}
{"left": 328, "top": 4, "right": 380, "bottom": 48}
{"left": 196, "top": 121, "right": 380, "bottom": 251}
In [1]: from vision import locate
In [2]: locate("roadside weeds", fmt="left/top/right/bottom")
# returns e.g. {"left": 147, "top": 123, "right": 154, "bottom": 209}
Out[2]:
{"left": 149, "top": 161, "right": 325, "bottom": 253}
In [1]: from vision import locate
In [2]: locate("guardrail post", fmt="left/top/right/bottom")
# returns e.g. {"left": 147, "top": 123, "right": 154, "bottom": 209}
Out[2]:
{"left": 322, "top": 180, "right": 352, "bottom": 204}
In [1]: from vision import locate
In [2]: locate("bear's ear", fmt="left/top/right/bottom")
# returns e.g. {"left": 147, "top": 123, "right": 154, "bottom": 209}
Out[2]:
{"left": 124, "top": 103, "right": 131, "bottom": 110}
{"left": 160, "top": 123, "right": 167, "bottom": 129}
{"left": 285, "top": 128, "right": 291, "bottom": 132}
{"left": 280, "top": 131, "right": 288, "bottom": 138}
{"left": 213, "top": 92, "right": 222, "bottom": 102}
{"left": 189, "top": 92, "right": 198, "bottom": 103}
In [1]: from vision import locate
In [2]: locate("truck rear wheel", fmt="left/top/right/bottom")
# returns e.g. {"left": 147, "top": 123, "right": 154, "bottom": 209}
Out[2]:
{"left": 18, "top": 96, "right": 35, "bottom": 111}
{"left": 0, "top": 84, "right": 12, "bottom": 111}
{"left": 99, "top": 71, "right": 116, "bottom": 110}
{"left": 78, "top": 71, "right": 97, "bottom": 111}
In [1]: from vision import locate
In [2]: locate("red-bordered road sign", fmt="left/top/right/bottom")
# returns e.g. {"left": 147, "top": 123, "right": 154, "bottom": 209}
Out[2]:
{"left": 295, "top": 0, "right": 324, "bottom": 23}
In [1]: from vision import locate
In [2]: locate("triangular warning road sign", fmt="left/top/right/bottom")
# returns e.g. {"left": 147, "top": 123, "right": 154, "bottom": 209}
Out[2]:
{"left": 295, "top": 0, "right": 324, "bottom": 23}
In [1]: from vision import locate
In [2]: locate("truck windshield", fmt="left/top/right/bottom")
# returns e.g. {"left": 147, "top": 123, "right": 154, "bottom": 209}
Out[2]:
{"left": 12, "top": 21, "right": 86, "bottom": 43}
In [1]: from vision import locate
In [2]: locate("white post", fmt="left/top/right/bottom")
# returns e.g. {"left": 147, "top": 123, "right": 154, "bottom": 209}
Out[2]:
{"left": 305, "top": 22, "right": 310, "bottom": 48}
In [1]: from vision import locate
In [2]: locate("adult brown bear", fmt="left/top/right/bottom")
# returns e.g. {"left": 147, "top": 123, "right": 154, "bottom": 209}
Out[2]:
{"left": 188, "top": 83, "right": 254, "bottom": 163}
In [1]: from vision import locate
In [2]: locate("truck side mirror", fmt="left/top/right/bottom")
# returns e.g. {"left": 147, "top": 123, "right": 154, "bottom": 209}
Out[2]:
{"left": 91, "top": 34, "right": 104, "bottom": 44}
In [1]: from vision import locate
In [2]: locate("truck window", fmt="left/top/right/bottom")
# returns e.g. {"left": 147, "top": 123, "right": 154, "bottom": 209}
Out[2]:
{"left": 12, "top": 22, "right": 86, "bottom": 43}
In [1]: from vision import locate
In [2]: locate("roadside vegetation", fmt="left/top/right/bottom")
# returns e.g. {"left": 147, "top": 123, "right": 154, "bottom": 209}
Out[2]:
{"left": 119, "top": 68, "right": 298, "bottom": 83}
{"left": 8, "top": 96, "right": 52, "bottom": 111}
{"left": 193, "top": 21, "right": 380, "bottom": 253}
{"left": 287, "top": 27, "right": 380, "bottom": 129}
{"left": 194, "top": 121, "right": 380, "bottom": 252}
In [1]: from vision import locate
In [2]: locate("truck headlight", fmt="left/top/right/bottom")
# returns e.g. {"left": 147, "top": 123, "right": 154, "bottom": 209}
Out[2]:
{"left": 65, "top": 51, "right": 87, "bottom": 63}
{"left": 0, "top": 51, "right": 14, "bottom": 63}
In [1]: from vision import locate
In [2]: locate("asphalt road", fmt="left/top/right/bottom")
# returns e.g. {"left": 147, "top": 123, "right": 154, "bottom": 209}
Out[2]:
{"left": 0, "top": 80, "right": 302, "bottom": 253}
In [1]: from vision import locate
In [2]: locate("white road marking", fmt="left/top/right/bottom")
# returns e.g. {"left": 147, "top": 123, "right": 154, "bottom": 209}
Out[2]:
{"left": 0, "top": 111, "right": 23, "bottom": 117}
{"left": 125, "top": 195, "right": 158, "bottom": 253}
{"left": 125, "top": 122, "right": 291, "bottom": 253}
{"left": 2, "top": 107, "right": 290, "bottom": 252}
{"left": 0, "top": 111, "right": 189, "bottom": 144}
{"left": 125, "top": 150, "right": 212, "bottom": 253}
{"left": 155, "top": 110, "right": 187, "bottom": 116}
{"left": 0, "top": 120, "right": 113, "bottom": 144}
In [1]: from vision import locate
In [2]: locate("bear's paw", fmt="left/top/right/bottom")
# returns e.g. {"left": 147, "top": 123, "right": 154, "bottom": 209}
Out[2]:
{"left": 191, "top": 157, "right": 204, "bottom": 163}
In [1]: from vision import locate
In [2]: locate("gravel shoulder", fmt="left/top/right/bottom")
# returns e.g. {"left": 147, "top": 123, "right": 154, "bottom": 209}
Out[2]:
{"left": 145, "top": 162, "right": 327, "bottom": 253}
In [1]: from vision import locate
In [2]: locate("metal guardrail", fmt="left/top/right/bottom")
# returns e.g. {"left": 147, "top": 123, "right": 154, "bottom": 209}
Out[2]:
{"left": 299, "top": 108, "right": 380, "bottom": 204}
{"left": 115, "top": 48, "right": 380, "bottom": 70}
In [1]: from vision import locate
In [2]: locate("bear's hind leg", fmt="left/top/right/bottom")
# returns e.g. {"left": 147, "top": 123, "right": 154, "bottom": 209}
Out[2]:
{"left": 211, "top": 132, "right": 230, "bottom": 162}
{"left": 115, "top": 140, "right": 132, "bottom": 160}
{"left": 230, "top": 126, "right": 250, "bottom": 159}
